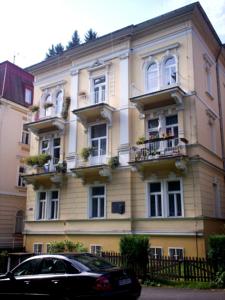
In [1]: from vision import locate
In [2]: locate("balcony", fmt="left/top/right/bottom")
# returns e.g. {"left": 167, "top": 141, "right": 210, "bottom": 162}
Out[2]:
{"left": 24, "top": 99, "right": 70, "bottom": 135}
{"left": 72, "top": 102, "right": 115, "bottom": 130}
{"left": 22, "top": 158, "right": 67, "bottom": 189}
{"left": 129, "top": 136, "right": 188, "bottom": 177}
{"left": 130, "top": 86, "right": 186, "bottom": 113}
{"left": 71, "top": 153, "right": 112, "bottom": 184}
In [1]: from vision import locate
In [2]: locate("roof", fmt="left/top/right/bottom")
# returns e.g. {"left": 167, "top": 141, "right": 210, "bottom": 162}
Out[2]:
{"left": 25, "top": 2, "right": 223, "bottom": 74}
{"left": 0, "top": 60, "right": 34, "bottom": 107}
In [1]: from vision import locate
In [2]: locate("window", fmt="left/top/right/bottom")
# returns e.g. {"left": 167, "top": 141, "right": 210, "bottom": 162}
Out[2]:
{"left": 25, "top": 88, "right": 32, "bottom": 105}
{"left": 90, "top": 186, "right": 105, "bottom": 218}
{"left": 33, "top": 243, "right": 43, "bottom": 254}
{"left": 165, "top": 115, "right": 178, "bottom": 148}
{"left": 21, "top": 127, "right": 29, "bottom": 145}
{"left": 167, "top": 181, "right": 182, "bottom": 217}
{"left": 90, "top": 124, "right": 107, "bottom": 164}
{"left": 163, "top": 57, "right": 177, "bottom": 86}
{"left": 90, "top": 245, "right": 102, "bottom": 255}
{"left": 92, "top": 76, "right": 106, "bottom": 104}
{"left": 149, "top": 247, "right": 163, "bottom": 258}
{"left": 37, "top": 190, "right": 59, "bottom": 220}
{"left": 149, "top": 182, "right": 162, "bottom": 217}
{"left": 169, "top": 248, "right": 184, "bottom": 259}
{"left": 203, "top": 54, "right": 213, "bottom": 97}
{"left": 148, "top": 118, "right": 160, "bottom": 153}
{"left": 17, "top": 166, "right": 26, "bottom": 187}
{"left": 147, "top": 179, "right": 183, "bottom": 218}
{"left": 15, "top": 210, "right": 24, "bottom": 234}
{"left": 146, "top": 62, "right": 158, "bottom": 92}
{"left": 40, "top": 137, "right": 60, "bottom": 171}
{"left": 55, "top": 90, "right": 63, "bottom": 115}
{"left": 44, "top": 94, "right": 52, "bottom": 117}
{"left": 13, "top": 258, "right": 41, "bottom": 276}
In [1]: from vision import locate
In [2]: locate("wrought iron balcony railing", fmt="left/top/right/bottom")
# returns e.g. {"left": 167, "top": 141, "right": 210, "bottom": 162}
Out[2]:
{"left": 130, "top": 136, "right": 188, "bottom": 162}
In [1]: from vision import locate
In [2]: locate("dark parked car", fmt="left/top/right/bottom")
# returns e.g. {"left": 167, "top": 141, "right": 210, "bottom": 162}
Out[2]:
{"left": 0, "top": 253, "right": 141, "bottom": 299}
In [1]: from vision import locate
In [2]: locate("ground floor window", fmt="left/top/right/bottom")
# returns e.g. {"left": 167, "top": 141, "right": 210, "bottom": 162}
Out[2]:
{"left": 149, "top": 247, "right": 163, "bottom": 258}
{"left": 33, "top": 243, "right": 43, "bottom": 254}
{"left": 90, "top": 245, "right": 102, "bottom": 255}
{"left": 168, "top": 247, "right": 184, "bottom": 259}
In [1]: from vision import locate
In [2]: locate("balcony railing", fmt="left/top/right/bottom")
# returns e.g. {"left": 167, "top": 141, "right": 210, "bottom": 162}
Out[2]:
{"left": 130, "top": 136, "right": 188, "bottom": 162}
{"left": 75, "top": 151, "right": 110, "bottom": 169}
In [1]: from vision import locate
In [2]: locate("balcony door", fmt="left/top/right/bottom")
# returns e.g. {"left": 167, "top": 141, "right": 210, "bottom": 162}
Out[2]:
{"left": 40, "top": 137, "right": 60, "bottom": 171}
{"left": 90, "top": 124, "right": 107, "bottom": 165}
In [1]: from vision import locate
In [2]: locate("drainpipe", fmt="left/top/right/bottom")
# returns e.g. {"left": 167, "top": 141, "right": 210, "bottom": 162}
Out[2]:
{"left": 215, "top": 46, "right": 225, "bottom": 172}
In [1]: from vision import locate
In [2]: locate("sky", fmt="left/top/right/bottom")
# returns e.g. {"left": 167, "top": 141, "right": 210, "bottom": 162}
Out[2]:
{"left": 0, "top": 0, "right": 225, "bottom": 68}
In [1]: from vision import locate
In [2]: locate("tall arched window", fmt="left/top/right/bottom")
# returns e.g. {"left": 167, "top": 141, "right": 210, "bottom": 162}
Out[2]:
{"left": 146, "top": 62, "right": 158, "bottom": 92}
{"left": 55, "top": 91, "right": 63, "bottom": 116}
{"left": 15, "top": 210, "right": 24, "bottom": 234}
{"left": 163, "top": 57, "right": 177, "bottom": 86}
{"left": 44, "top": 94, "right": 52, "bottom": 117}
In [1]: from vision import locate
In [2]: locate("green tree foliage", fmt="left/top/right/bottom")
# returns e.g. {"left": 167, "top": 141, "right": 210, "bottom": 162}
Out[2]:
{"left": 47, "top": 240, "right": 88, "bottom": 253}
{"left": 208, "top": 235, "right": 225, "bottom": 270}
{"left": 66, "top": 30, "right": 80, "bottom": 50}
{"left": 46, "top": 43, "right": 64, "bottom": 59}
{"left": 84, "top": 28, "right": 98, "bottom": 42}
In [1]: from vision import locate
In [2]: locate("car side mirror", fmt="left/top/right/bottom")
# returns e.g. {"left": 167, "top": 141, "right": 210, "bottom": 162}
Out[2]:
{"left": 6, "top": 271, "right": 15, "bottom": 280}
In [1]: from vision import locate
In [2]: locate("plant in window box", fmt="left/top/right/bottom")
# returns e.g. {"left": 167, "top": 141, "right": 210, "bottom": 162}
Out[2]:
{"left": 44, "top": 102, "right": 54, "bottom": 109}
{"left": 25, "top": 154, "right": 51, "bottom": 168}
{"left": 80, "top": 147, "right": 93, "bottom": 161}
{"left": 55, "top": 160, "right": 67, "bottom": 173}
{"left": 61, "top": 96, "right": 71, "bottom": 120}
{"left": 108, "top": 156, "right": 120, "bottom": 169}
{"left": 136, "top": 136, "right": 145, "bottom": 145}
{"left": 29, "top": 105, "right": 39, "bottom": 113}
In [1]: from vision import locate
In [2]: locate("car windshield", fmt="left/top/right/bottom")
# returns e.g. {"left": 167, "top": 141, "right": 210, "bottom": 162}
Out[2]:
{"left": 67, "top": 254, "right": 116, "bottom": 272}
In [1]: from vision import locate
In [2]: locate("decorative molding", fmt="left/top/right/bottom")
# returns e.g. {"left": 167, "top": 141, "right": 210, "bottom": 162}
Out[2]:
{"left": 40, "top": 80, "right": 67, "bottom": 91}
{"left": 140, "top": 42, "right": 180, "bottom": 59}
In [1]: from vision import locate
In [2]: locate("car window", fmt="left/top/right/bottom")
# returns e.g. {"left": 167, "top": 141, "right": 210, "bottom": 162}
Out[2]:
{"left": 70, "top": 254, "right": 116, "bottom": 272}
{"left": 13, "top": 259, "right": 40, "bottom": 276}
{"left": 39, "top": 258, "right": 67, "bottom": 274}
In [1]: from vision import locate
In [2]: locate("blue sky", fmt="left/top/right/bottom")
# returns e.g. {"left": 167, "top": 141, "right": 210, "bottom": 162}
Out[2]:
{"left": 0, "top": 0, "right": 224, "bottom": 68}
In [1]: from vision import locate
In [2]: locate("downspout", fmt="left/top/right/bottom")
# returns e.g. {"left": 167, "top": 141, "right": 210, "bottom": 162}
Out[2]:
{"left": 215, "top": 46, "right": 225, "bottom": 171}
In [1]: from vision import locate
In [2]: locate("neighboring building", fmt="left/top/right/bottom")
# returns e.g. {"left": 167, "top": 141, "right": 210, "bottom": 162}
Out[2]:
{"left": 0, "top": 61, "right": 33, "bottom": 250}
{"left": 24, "top": 2, "right": 225, "bottom": 257}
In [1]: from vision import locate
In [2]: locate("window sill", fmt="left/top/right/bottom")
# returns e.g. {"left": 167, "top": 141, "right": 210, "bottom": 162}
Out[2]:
{"left": 205, "top": 91, "right": 214, "bottom": 100}
{"left": 18, "top": 142, "right": 30, "bottom": 151}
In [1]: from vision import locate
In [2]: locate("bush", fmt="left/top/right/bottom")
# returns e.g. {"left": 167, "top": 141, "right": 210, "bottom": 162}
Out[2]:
{"left": 120, "top": 235, "right": 149, "bottom": 278}
{"left": 47, "top": 240, "right": 87, "bottom": 253}
{"left": 215, "top": 271, "right": 225, "bottom": 288}
{"left": 25, "top": 154, "right": 51, "bottom": 167}
{"left": 208, "top": 235, "right": 225, "bottom": 271}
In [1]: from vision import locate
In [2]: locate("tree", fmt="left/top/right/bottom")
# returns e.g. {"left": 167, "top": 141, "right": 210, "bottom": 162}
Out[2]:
{"left": 66, "top": 30, "right": 80, "bottom": 50}
{"left": 45, "top": 43, "right": 64, "bottom": 59}
{"left": 84, "top": 28, "right": 98, "bottom": 42}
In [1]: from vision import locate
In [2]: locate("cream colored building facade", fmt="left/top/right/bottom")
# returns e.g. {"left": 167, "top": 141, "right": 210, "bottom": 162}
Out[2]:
{"left": 0, "top": 61, "right": 33, "bottom": 250}
{"left": 24, "top": 3, "right": 225, "bottom": 257}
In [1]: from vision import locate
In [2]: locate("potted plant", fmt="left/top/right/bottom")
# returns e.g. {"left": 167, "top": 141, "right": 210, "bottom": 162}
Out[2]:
{"left": 136, "top": 136, "right": 145, "bottom": 145}
{"left": 80, "top": 147, "right": 93, "bottom": 161}
{"left": 55, "top": 160, "right": 67, "bottom": 173}
{"left": 25, "top": 154, "right": 51, "bottom": 168}
{"left": 108, "top": 156, "right": 120, "bottom": 169}
{"left": 29, "top": 105, "right": 39, "bottom": 113}
{"left": 44, "top": 102, "right": 54, "bottom": 109}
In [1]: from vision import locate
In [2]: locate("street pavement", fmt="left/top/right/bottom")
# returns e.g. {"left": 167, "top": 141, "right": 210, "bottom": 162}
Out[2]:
{"left": 140, "top": 287, "right": 225, "bottom": 300}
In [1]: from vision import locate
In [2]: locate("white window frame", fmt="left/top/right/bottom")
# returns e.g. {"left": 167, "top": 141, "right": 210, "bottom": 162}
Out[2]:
{"left": 55, "top": 90, "right": 64, "bottom": 116}
{"left": 168, "top": 247, "right": 184, "bottom": 259}
{"left": 89, "top": 185, "right": 106, "bottom": 219}
{"left": 39, "top": 135, "right": 61, "bottom": 171}
{"left": 90, "top": 244, "right": 102, "bottom": 255}
{"left": 25, "top": 87, "right": 32, "bottom": 105}
{"left": 148, "top": 181, "right": 163, "bottom": 218}
{"left": 146, "top": 61, "right": 159, "bottom": 93}
{"left": 21, "top": 125, "right": 30, "bottom": 145}
{"left": 43, "top": 94, "right": 52, "bottom": 118}
{"left": 146, "top": 178, "right": 183, "bottom": 218}
{"left": 88, "top": 122, "right": 108, "bottom": 165}
{"left": 33, "top": 243, "right": 43, "bottom": 254}
{"left": 36, "top": 190, "right": 59, "bottom": 220}
{"left": 162, "top": 55, "right": 177, "bottom": 88}
{"left": 149, "top": 247, "right": 163, "bottom": 258}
